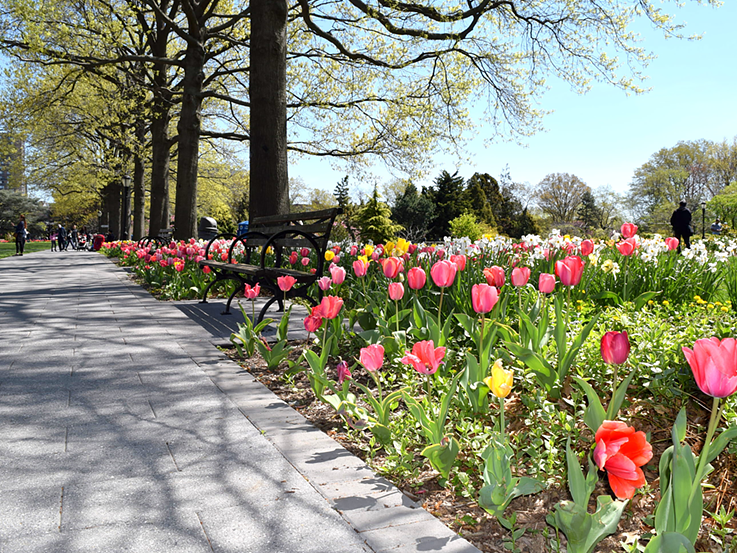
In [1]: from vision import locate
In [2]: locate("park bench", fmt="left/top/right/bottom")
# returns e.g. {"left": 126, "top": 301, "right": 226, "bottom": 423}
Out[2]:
{"left": 198, "top": 208, "right": 341, "bottom": 322}
{"left": 138, "top": 228, "right": 175, "bottom": 250}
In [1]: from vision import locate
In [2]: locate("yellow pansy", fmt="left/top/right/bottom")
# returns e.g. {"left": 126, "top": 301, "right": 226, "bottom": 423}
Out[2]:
{"left": 483, "top": 359, "right": 513, "bottom": 399}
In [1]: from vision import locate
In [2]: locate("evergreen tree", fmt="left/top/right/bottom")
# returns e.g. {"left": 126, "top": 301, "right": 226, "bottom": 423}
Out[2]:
{"left": 427, "top": 170, "right": 470, "bottom": 240}
{"left": 333, "top": 176, "right": 351, "bottom": 210}
{"left": 391, "top": 182, "right": 435, "bottom": 241}
{"left": 353, "top": 186, "right": 402, "bottom": 243}
{"left": 577, "top": 190, "right": 602, "bottom": 231}
{"left": 464, "top": 174, "right": 497, "bottom": 229}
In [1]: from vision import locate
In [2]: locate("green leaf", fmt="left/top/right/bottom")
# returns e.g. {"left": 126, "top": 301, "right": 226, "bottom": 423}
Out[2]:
{"left": 506, "top": 342, "right": 556, "bottom": 391}
{"left": 633, "top": 291, "right": 660, "bottom": 311}
{"left": 705, "top": 425, "right": 737, "bottom": 465}
{"left": 572, "top": 376, "right": 606, "bottom": 434}
{"left": 643, "top": 533, "right": 695, "bottom": 553}
{"left": 606, "top": 369, "right": 636, "bottom": 421}
{"left": 566, "top": 440, "right": 588, "bottom": 507}
{"left": 421, "top": 436, "right": 460, "bottom": 479}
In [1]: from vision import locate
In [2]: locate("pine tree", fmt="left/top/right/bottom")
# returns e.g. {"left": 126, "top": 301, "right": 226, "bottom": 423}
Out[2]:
{"left": 353, "top": 186, "right": 403, "bottom": 243}
{"left": 391, "top": 182, "right": 435, "bottom": 240}
{"left": 333, "top": 176, "right": 351, "bottom": 210}
{"left": 464, "top": 174, "right": 497, "bottom": 230}
{"left": 577, "top": 190, "right": 602, "bottom": 230}
{"left": 427, "top": 170, "right": 470, "bottom": 240}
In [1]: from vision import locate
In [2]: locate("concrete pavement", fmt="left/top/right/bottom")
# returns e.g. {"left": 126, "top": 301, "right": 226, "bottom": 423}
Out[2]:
{"left": 0, "top": 250, "right": 481, "bottom": 553}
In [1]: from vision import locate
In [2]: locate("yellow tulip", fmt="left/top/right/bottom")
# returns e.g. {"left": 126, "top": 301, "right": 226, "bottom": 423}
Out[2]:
{"left": 325, "top": 250, "right": 335, "bottom": 262}
{"left": 484, "top": 359, "right": 513, "bottom": 399}
{"left": 357, "top": 255, "right": 369, "bottom": 264}
{"left": 364, "top": 244, "right": 374, "bottom": 257}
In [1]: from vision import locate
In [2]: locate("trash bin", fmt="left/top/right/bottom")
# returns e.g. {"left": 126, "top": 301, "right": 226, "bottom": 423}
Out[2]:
{"left": 237, "top": 221, "right": 249, "bottom": 236}
{"left": 93, "top": 234, "right": 105, "bottom": 251}
{"left": 198, "top": 217, "right": 218, "bottom": 241}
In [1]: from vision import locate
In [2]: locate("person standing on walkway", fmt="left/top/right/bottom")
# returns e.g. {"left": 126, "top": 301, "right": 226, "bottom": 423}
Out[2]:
{"left": 670, "top": 201, "right": 692, "bottom": 252}
{"left": 68, "top": 224, "right": 79, "bottom": 250}
{"left": 14, "top": 215, "right": 27, "bottom": 256}
{"left": 58, "top": 224, "right": 67, "bottom": 252}
{"left": 50, "top": 228, "right": 58, "bottom": 251}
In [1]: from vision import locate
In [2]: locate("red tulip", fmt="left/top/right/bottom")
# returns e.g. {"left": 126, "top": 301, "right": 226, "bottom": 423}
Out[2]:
{"left": 289, "top": 251, "right": 299, "bottom": 265}
{"left": 244, "top": 283, "right": 261, "bottom": 299}
{"left": 511, "top": 267, "right": 530, "bottom": 287}
{"left": 330, "top": 265, "right": 346, "bottom": 285}
{"left": 450, "top": 254, "right": 467, "bottom": 271}
{"left": 316, "top": 295, "right": 344, "bottom": 319}
{"left": 682, "top": 337, "right": 737, "bottom": 398}
{"left": 483, "top": 266, "right": 505, "bottom": 288}
{"left": 471, "top": 283, "right": 498, "bottom": 314}
{"left": 401, "top": 340, "right": 446, "bottom": 375}
{"left": 538, "top": 273, "right": 556, "bottom": 294}
{"left": 300, "top": 247, "right": 310, "bottom": 257}
{"left": 202, "top": 265, "right": 211, "bottom": 274}
{"left": 555, "top": 255, "right": 584, "bottom": 286}
{"left": 580, "top": 239, "right": 594, "bottom": 257}
{"left": 621, "top": 223, "right": 638, "bottom": 239}
{"left": 382, "top": 257, "right": 404, "bottom": 279}
{"left": 600, "top": 331, "right": 630, "bottom": 365}
{"left": 388, "top": 282, "right": 405, "bottom": 301}
{"left": 430, "top": 260, "right": 457, "bottom": 288}
{"left": 616, "top": 238, "right": 636, "bottom": 257}
{"left": 665, "top": 237, "right": 679, "bottom": 251}
{"left": 277, "top": 275, "right": 298, "bottom": 292}
{"left": 407, "top": 267, "right": 427, "bottom": 290}
{"left": 303, "top": 313, "right": 323, "bottom": 333}
{"left": 359, "top": 344, "right": 385, "bottom": 372}
{"left": 593, "top": 420, "right": 652, "bottom": 500}
{"left": 352, "top": 259, "right": 369, "bottom": 278}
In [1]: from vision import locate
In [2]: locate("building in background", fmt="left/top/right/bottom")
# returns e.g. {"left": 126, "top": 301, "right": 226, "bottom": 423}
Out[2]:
{"left": 0, "top": 134, "right": 26, "bottom": 194}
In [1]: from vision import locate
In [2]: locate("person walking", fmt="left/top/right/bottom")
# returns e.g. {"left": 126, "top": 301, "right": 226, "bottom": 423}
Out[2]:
{"left": 670, "top": 201, "right": 692, "bottom": 252}
{"left": 68, "top": 224, "right": 79, "bottom": 250}
{"left": 14, "top": 215, "right": 27, "bottom": 256}
{"left": 58, "top": 224, "right": 67, "bottom": 252}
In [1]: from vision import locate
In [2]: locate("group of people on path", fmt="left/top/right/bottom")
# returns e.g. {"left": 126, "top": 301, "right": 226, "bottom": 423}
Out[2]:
{"left": 50, "top": 224, "right": 89, "bottom": 251}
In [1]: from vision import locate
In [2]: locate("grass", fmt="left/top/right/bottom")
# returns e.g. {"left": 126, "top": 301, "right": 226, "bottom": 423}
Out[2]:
{"left": 0, "top": 241, "right": 51, "bottom": 259}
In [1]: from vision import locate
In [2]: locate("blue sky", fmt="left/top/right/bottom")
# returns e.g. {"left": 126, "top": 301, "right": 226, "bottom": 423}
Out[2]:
{"left": 290, "top": 2, "right": 737, "bottom": 197}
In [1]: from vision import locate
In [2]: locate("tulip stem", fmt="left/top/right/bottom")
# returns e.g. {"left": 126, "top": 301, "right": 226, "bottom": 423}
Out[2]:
{"left": 371, "top": 371, "right": 383, "bottom": 399}
{"left": 479, "top": 316, "right": 485, "bottom": 363}
{"left": 689, "top": 396, "right": 721, "bottom": 506}
{"left": 251, "top": 299, "right": 255, "bottom": 323}
{"left": 395, "top": 298, "right": 400, "bottom": 334}
{"left": 498, "top": 396, "right": 505, "bottom": 436}
{"left": 425, "top": 374, "right": 431, "bottom": 397}
{"left": 438, "top": 288, "right": 445, "bottom": 330}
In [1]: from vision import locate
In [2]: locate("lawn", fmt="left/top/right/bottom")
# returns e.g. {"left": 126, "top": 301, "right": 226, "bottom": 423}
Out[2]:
{"left": 0, "top": 241, "right": 51, "bottom": 259}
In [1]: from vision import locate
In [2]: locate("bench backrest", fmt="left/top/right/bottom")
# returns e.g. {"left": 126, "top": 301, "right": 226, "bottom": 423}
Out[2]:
{"left": 244, "top": 208, "right": 341, "bottom": 251}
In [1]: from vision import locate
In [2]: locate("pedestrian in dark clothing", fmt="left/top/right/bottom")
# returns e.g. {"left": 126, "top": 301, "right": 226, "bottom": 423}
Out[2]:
{"left": 50, "top": 229, "right": 58, "bottom": 251}
{"left": 68, "top": 224, "right": 78, "bottom": 250}
{"left": 670, "top": 201, "right": 692, "bottom": 252}
{"left": 58, "top": 224, "right": 67, "bottom": 252}
{"left": 15, "top": 215, "right": 27, "bottom": 255}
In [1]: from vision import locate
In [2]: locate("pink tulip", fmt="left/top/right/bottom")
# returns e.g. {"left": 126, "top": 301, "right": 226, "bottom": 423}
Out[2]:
{"left": 539, "top": 273, "right": 556, "bottom": 293}
{"left": 401, "top": 340, "right": 446, "bottom": 375}
{"left": 329, "top": 265, "right": 346, "bottom": 285}
{"left": 360, "top": 344, "right": 385, "bottom": 372}
{"left": 555, "top": 255, "right": 584, "bottom": 287}
{"left": 407, "top": 267, "right": 427, "bottom": 290}
{"left": 601, "top": 331, "right": 630, "bottom": 365}
{"left": 683, "top": 338, "right": 737, "bottom": 398}
{"left": 277, "top": 275, "right": 298, "bottom": 292}
{"left": 616, "top": 238, "right": 636, "bottom": 257}
{"left": 289, "top": 251, "right": 299, "bottom": 264}
{"left": 471, "top": 283, "right": 498, "bottom": 314}
{"left": 483, "top": 266, "right": 505, "bottom": 288}
{"left": 317, "top": 276, "right": 332, "bottom": 291}
{"left": 353, "top": 259, "right": 369, "bottom": 278}
{"left": 430, "top": 260, "right": 457, "bottom": 288}
{"left": 316, "top": 295, "right": 343, "bottom": 319}
{"left": 382, "top": 257, "right": 404, "bottom": 279}
{"left": 350, "top": 245, "right": 358, "bottom": 256}
{"left": 388, "top": 282, "right": 405, "bottom": 301}
{"left": 580, "top": 239, "right": 594, "bottom": 257}
{"left": 301, "top": 257, "right": 310, "bottom": 266}
{"left": 621, "top": 223, "right": 638, "bottom": 239}
{"left": 665, "top": 237, "right": 679, "bottom": 251}
{"left": 450, "top": 254, "right": 467, "bottom": 271}
{"left": 244, "top": 283, "right": 260, "bottom": 299}
{"left": 511, "top": 267, "right": 530, "bottom": 287}
{"left": 336, "top": 360, "right": 352, "bottom": 384}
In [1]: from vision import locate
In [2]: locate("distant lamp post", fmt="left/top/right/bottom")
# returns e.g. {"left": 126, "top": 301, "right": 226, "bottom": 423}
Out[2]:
{"left": 701, "top": 200, "right": 706, "bottom": 240}
{"left": 122, "top": 174, "right": 132, "bottom": 240}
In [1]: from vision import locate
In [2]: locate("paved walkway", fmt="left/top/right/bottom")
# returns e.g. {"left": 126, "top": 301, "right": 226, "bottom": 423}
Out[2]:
{"left": 0, "top": 251, "right": 481, "bottom": 553}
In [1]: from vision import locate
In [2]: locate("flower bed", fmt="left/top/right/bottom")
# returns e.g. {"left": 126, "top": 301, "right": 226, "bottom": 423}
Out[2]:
{"left": 103, "top": 227, "right": 737, "bottom": 552}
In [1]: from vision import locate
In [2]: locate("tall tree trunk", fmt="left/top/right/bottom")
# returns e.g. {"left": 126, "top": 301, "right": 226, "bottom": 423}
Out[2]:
{"left": 132, "top": 120, "right": 146, "bottom": 241}
{"left": 148, "top": 102, "right": 171, "bottom": 237}
{"left": 103, "top": 182, "right": 122, "bottom": 240}
{"left": 249, "top": 0, "right": 289, "bottom": 220}
{"left": 174, "top": 39, "right": 205, "bottom": 240}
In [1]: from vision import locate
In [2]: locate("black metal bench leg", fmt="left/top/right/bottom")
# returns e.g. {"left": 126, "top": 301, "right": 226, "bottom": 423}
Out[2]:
{"left": 200, "top": 277, "right": 219, "bottom": 304}
{"left": 257, "top": 297, "right": 281, "bottom": 324}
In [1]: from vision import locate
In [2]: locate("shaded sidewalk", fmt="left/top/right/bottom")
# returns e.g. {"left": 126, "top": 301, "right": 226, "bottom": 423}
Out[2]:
{"left": 0, "top": 251, "right": 481, "bottom": 553}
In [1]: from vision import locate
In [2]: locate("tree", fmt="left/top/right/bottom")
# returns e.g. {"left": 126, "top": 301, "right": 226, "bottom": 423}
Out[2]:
{"left": 334, "top": 177, "right": 351, "bottom": 211}
{"left": 593, "top": 186, "right": 624, "bottom": 230}
{"left": 353, "top": 186, "right": 402, "bottom": 244}
{"left": 577, "top": 190, "right": 601, "bottom": 231}
{"left": 464, "top": 173, "right": 497, "bottom": 230}
{"left": 392, "top": 182, "right": 435, "bottom": 241}
{"left": 536, "top": 173, "right": 590, "bottom": 224}
{"left": 427, "top": 171, "right": 470, "bottom": 240}
{"left": 0, "top": 190, "right": 49, "bottom": 238}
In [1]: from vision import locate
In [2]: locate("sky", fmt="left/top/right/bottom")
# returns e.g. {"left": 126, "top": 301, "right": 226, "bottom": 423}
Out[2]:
{"left": 290, "top": 2, "right": 737, "bottom": 198}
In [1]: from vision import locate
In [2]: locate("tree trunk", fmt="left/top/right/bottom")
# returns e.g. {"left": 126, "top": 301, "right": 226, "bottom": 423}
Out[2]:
{"left": 132, "top": 120, "right": 146, "bottom": 241}
{"left": 249, "top": 0, "right": 289, "bottom": 220}
{"left": 103, "top": 182, "right": 122, "bottom": 240}
{"left": 174, "top": 39, "right": 205, "bottom": 240}
{"left": 148, "top": 103, "right": 171, "bottom": 238}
